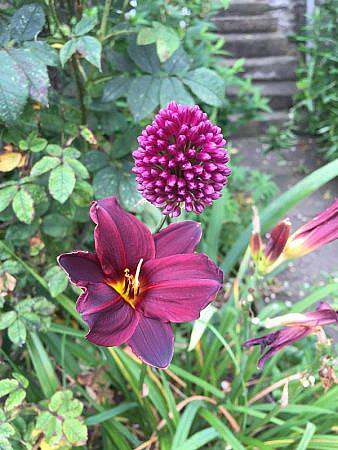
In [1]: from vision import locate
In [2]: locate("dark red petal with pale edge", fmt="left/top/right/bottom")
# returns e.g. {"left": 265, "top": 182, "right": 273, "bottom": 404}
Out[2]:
{"left": 84, "top": 300, "right": 139, "bottom": 347}
{"left": 90, "top": 197, "right": 155, "bottom": 276}
{"left": 154, "top": 221, "right": 202, "bottom": 258}
{"left": 128, "top": 316, "right": 174, "bottom": 368}
{"left": 76, "top": 283, "right": 120, "bottom": 315}
{"left": 140, "top": 254, "right": 223, "bottom": 322}
{"left": 58, "top": 251, "right": 104, "bottom": 286}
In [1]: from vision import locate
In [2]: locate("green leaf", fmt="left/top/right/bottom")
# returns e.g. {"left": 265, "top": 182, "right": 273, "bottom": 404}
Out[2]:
{"left": 0, "top": 186, "right": 18, "bottom": 213}
{"left": 42, "top": 213, "right": 71, "bottom": 238}
{"left": 63, "top": 147, "right": 81, "bottom": 159}
{"left": 30, "top": 137, "right": 48, "bottom": 152}
{"left": 119, "top": 172, "right": 143, "bottom": 212}
{"left": 36, "top": 411, "right": 62, "bottom": 443}
{"left": 23, "top": 41, "right": 59, "bottom": 67}
{"left": 45, "top": 266, "right": 68, "bottom": 297}
{"left": 153, "top": 23, "right": 180, "bottom": 62}
{"left": 8, "top": 319, "right": 27, "bottom": 345}
{"left": 137, "top": 27, "right": 157, "bottom": 45}
{"left": 64, "top": 157, "right": 89, "bottom": 179}
{"left": 60, "top": 39, "right": 78, "bottom": 66}
{"left": 46, "top": 144, "right": 63, "bottom": 156}
{"left": 172, "top": 401, "right": 203, "bottom": 448}
{"left": 127, "top": 41, "right": 161, "bottom": 74}
{"left": 59, "top": 398, "right": 83, "bottom": 419}
{"left": 76, "top": 36, "right": 102, "bottom": 70}
{"left": 4, "top": 389, "right": 26, "bottom": 412}
{"left": 49, "top": 390, "right": 73, "bottom": 412}
{"left": 73, "top": 14, "right": 97, "bottom": 36}
{"left": 160, "top": 77, "right": 194, "bottom": 107}
{"left": 93, "top": 167, "right": 120, "bottom": 199}
{"left": 0, "top": 50, "right": 29, "bottom": 123}
{"left": 49, "top": 164, "right": 76, "bottom": 203}
{"left": 81, "top": 151, "right": 109, "bottom": 172}
{"left": 27, "top": 332, "right": 59, "bottom": 398}
{"left": 183, "top": 68, "right": 225, "bottom": 107}
{"left": 8, "top": 47, "right": 50, "bottom": 106}
{"left": 0, "top": 311, "right": 17, "bottom": 330}
{"left": 10, "top": 3, "right": 45, "bottom": 41}
{"left": 63, "top": 418, "right": 88, "bottom": 445}
{"left": 162, "top": 46, "right": 192, "bottom": 75}
{"left": 175, "top": 427, "right": 218, "bottom": 450}
{"left": 296, "top": 422, "right": 316, "bottom": 450}
{"left": 0, "top": 379, "right": 19, "bottom": 398}
{"left": 221, "top": 159, "right": 338, "bottom": 276}
{"left": 127, "top": 75, "right": 161, "bottom": 121}
{"left": 31, "top": 156, "right": 60, "bottom": 177}
{"left": 102, "top": 76, "right": 130, "bottom": 102}
{"left": 12, "top": 189, "right": 34, "bottom": 224}
{"left": 13, "top": 372, "right": 29, "bottom": 388}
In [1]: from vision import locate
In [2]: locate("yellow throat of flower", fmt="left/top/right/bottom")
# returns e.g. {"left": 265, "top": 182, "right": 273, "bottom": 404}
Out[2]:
{"left": 107, "top": 258, "right": 143, "bottom": 308}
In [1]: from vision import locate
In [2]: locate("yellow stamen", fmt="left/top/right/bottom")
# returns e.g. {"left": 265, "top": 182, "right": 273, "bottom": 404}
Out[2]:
{"left": 107, "top": 259, "right": 144, "bottom": 308}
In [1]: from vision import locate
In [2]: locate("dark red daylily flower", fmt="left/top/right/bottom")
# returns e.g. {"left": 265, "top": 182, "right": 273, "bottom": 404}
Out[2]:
{"left": 243, "top": 302, "right": 337, "bottom": 369}
{"left": 58, "top": 196, "right": 223, "bottom": 368}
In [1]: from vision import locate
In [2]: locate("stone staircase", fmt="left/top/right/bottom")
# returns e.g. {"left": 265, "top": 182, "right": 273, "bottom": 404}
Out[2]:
{"left": 215, "top": 0, "right": 299, "bottom": 136}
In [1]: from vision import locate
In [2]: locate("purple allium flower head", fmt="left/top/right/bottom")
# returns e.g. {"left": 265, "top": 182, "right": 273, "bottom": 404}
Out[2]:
{"left": 132, "top": 102, "right": 231, "bottom": 217}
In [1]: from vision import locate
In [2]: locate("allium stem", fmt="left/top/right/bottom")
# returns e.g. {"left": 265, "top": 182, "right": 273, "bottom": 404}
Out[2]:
{"left": 154, "top": 215, "right": 167, "bottom": 233}
{"left": 138, "top": 362, "right": 147, "bottom": 394}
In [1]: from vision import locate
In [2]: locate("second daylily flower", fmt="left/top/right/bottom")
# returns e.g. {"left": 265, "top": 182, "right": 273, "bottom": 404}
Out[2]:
{"left": 58, "top": 196, "right": 223, "bottom": 369}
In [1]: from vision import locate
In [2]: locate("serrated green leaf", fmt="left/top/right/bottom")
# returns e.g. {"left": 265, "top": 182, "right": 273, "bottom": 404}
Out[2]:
{"left": 59, "top": 398, "right": 83, "bottom": 419}
{"left": 63, "top": 418, "right": 87, "bottom": 445}
{"left": 183, "top": 68, "right": 225, "bottom": 107}
{"left": 0, "top": 422, "right": 15, "bottom": 438}
{"left": 73, "top": 14, "right": 97, "bottom": 36}
{"left": 8, "top": 48, "right": 50, "bottom": 106}
{"left": 137, "top": 27, "right": 157, "bottom": 45}
{"left": 153, "top": 23, "right": 180, "bottom": 62}
{"left": 45, "top": 266, "right": 68, "bottom": 297}
{"left": 102, "top": 76, "right": 130, "bottom": 102}
{"left": 60, "top": 39, "right": 78, "bottom": 66}
{"left": 23, "top": 41, "right": 59, "bottom": 67}
{"left": 0, "top": 379, "right": 19, "bottom": 398}
{"left": 49, "top": 164, "right": 76, "bottom": 203}
{"left": 162, "top": 46, "right": 191, "bottom": 75}
{"left": 0, "top": 311, "right": 17, "bottom": 331}
{"left": 160, "top": 77, "right": 194, "bottom": 107}
{"left": 4, "top": 389, "right": 26, "bottom": 412}
{"left": 31, "top": 156, "right": 60, "bottom": 177}
{"left": 46, "top": 144, "right": 63, "bottom": 156}
{"left": 50, "top": 390, "right": 73, "bottom": 412}
{"left": 42, "top": 213, "right": 71, "bottom": 238}
{"left": 8, "top": 319, "right": 26, "bottom": 345}
{"left": 10, "top": 3, "right": 45, "bottom": 42}
{"left": 119, "top": 173, "right": 143, "bottom": 212}
{"left": 127, "top": 75, "right": 161, "bottom": 121}
{"left": 93, "top": 166, "right": 120, "bottom": 199}
{"left": 0, "top": 50, "right": 29, "bottom": 123}
{"left": 76, "top": 36, "right": 102, "bottom": 70}
{"left": 30, "top": 137, "right": 48, "bottom": 152}
{"left": 0, "top": 186, "right": 18, "bottom": 213}
{"left": 63, "top": 147, "right": 81, "bottom": 159}
{"left": 12, "top": 189, "right": 34, "bottom": 224}
{"left": 64, "top": 158, "right": 89, "bottom": 179}
{"left": 127, "top": 41, "right": 160, "bottom": 74}
{"left": 81, "top": 150, "right": 109, "bottom": 172}
{"left": 12, "top": 372, "right": 29, "bottom": 388}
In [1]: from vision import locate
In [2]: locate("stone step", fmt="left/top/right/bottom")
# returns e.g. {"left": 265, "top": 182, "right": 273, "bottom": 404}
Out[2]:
{"left": 229, "top": 111, "right": 289, "bottom": 137}
{"left": 220, "top": 56, "right": 297, "bottom": 80}
{"left": 227, "top": 81, "right": 297, "bottom": 110}
{"left": 213, "top": 15, "right": 278, "bottom": 33}
{"left": 222, "top": 32, "right": 290, "bottom": 57}
{"left": 225, "top": 0, "right": 271, "bottom": 15}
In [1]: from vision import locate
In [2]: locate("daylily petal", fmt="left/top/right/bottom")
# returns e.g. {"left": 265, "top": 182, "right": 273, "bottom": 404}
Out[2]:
{"left": 90, "top": 197, "right": 155, "bottom": 277}
{"left": 76, "top": 283, "right": 120, "bottom": 314}
{"left": 154, "top": 221, "right": 202, "bottom": 258}
{"left": 84, "top": 300, "right": 139, "bottom": 347}
{"left": 58, "top": 251, "right": 104, "bottom": 286}
{"left": 128, "top": 316, "right": 174, "bottom": 368}
{"left": 140, "top": 254, "right": 223, "bottom": 322}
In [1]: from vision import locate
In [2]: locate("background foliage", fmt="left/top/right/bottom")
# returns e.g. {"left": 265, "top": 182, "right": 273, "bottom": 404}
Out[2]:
{"left": 0, "top": 1, "right": 337, "bottom": 449}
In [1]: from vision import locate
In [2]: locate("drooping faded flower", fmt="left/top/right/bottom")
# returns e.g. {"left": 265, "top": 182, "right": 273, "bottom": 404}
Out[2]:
{"left": 132, "top": 102, "right": 231, "bottom": 217}
{"left": 243, "top": 302, "right": 337, "bottom": 369}
{"left": 58, "top": 196, "right": 223, "bottom": 368}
